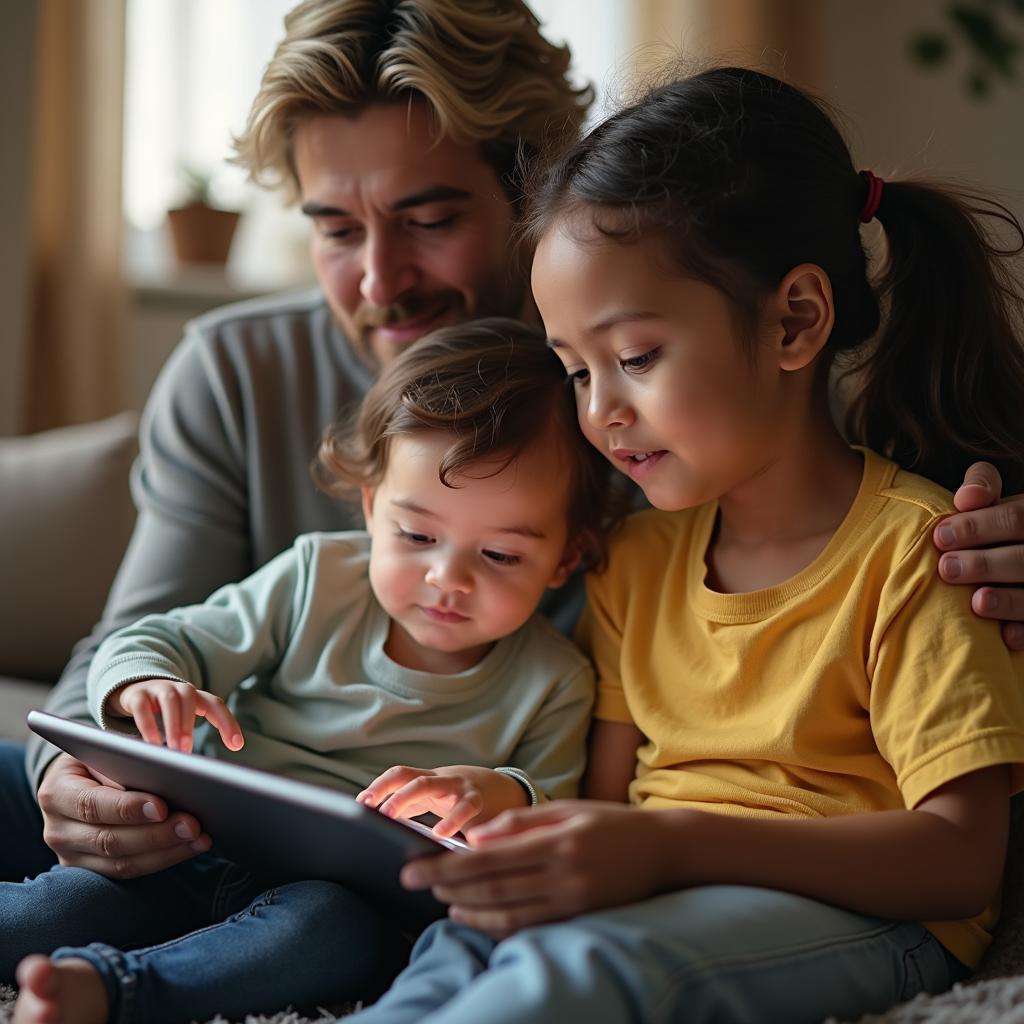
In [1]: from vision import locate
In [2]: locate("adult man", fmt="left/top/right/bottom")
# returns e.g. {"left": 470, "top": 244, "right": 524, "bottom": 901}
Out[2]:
{"left": 3, "top": 0, "right": 1023, "bottom": 888}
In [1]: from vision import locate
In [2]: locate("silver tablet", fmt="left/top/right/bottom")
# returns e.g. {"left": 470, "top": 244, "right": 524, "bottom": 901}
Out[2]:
{"left": 28, "top": 710, "right": 464, "bottom": 925}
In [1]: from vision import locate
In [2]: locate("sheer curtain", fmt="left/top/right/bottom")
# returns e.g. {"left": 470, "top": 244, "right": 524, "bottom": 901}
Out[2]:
{"left": 23, "top": 0, "right": 129, "bottom": 433}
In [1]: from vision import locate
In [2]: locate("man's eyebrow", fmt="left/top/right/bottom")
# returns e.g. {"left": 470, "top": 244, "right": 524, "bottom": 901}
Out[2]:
{"left": 390, "top": 498, "right": 546, "bottom": 540}
{"left": 301, "top": 185, "right": 473, "bottom": 218}
{"left": 390, "top": 185, "right": 473, "bottom": 212}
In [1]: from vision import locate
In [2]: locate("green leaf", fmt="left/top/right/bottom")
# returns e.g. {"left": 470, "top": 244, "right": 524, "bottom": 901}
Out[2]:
{"left": 967, "top": 68, "right": 992, "bottom": 96}
{"left": 910, "top": 31, "right": 952, "bottom": 65}
{"left": 950, "top": 4, "right": 1020, "bottom": 77}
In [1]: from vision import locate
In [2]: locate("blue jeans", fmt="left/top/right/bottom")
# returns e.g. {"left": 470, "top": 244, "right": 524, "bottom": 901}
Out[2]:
{"left": 347, "top": 885, "right": 970, "bottom": 1024}
{"left": 1, "top": 856, "right": 410, "bottom": 1021}
{"left": 0, "top": 741, "right": 56, "bottom": 882}
{"left": 0, "top": 743, "right": 410, "bottom": 1020}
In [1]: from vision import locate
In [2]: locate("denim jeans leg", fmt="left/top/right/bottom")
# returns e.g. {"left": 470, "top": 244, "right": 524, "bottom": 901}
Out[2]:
{"left": 0, "top": 741, "right": 56, "bottom": 882}
{"left": 348, "top": 885, "right": 967, "bottom": 1024}
{"left": 346, "top": 919, "right": 498, "bottom": 1023}
{"left": 0, "top": 853, "right": 265, "bottom": 981}
{"left": 53, "top": 879, "right": 410, "bottom": 1024}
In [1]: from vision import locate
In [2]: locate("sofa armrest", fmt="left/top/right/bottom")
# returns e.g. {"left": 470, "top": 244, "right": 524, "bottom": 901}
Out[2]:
{"left": 0, "top": 412, "right": 139, "bottom": 683}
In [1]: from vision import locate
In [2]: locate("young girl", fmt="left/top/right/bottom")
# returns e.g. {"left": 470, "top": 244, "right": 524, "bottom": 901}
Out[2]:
{"left": 8, "top": 320, "right": 619, "bottom": 1024}
{"left": 337, "top": 68, "right": 1024, "bottom": 1024}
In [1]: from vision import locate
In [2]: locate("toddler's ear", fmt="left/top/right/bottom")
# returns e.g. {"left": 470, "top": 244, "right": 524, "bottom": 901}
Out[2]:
{"left": 361, "top": 486, "right": 376, "bottom": 534}
{"left": 548, "top": 542, "right": 583, "bottom": 589}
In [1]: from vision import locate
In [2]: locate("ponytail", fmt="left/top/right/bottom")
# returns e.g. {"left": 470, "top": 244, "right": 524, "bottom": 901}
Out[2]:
{"left": 843, "top": 182, "right": 1024, "bottom": 493}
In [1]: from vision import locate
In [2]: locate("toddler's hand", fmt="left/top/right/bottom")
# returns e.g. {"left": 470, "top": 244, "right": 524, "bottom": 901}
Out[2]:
{"left": 109, "top": 678, "right": 245, "bottom": 754}
{"left": 356, "top": 765, "right": 529, "bottom": 839}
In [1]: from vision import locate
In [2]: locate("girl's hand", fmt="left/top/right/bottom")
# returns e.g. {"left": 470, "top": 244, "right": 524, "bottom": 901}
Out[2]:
{"left": 936, "top": 461, "right": 1024, "bottom": 650}
{"left": 399, "top": 801, "right": 667, "bottom": 936}
{"left": 356, "top": 765, "right": 530, "bottom": 840}
{"left": 109, "top": 678, "right": 245, "bottom": 753}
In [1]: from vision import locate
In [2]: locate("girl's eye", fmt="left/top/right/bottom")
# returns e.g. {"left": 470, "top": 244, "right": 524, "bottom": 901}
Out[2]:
{"left": 483, "top": 550, "right": 521, "bottom": 566}
{"left": 567, "top": 367, "right": 590, "bottom": 385}
{"left": 397, "top": 528, "right": 432, "bottom": 545}
{"left": 621, "top": 349, "right": 660, "bottom": 372}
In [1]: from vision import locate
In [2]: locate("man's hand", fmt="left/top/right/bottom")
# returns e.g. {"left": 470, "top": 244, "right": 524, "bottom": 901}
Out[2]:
{"left": 36, "top": 753, "right": 211, "bottom": 879}
{"left": 357, "top": 765, "right": 529, "bottom": 840}
{"left": 398, "top": 801, "right": 663, "bottom": 937}
{"left": 110, "top": 678, "right": 244, "bottom": 753}
{"left": 934, "top": 462, "right": 1024, "bottom": 650}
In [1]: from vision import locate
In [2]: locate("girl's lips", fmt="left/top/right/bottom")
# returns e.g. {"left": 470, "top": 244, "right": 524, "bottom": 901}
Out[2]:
{"left": 419, "top": 605, "right": 469, "bottom": 624}
{"left": 613, "top": 449, "right": 668, "bottom": 480}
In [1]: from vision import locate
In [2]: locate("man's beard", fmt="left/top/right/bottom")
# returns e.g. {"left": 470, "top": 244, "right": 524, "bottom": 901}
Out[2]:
{"left": 348, "top": 290, "right": 468, "bottom": 368}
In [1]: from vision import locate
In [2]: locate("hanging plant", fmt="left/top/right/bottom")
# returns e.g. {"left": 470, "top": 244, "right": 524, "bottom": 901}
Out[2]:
{"left": 909, "top": 0, "right": 1024, "bottom": 99}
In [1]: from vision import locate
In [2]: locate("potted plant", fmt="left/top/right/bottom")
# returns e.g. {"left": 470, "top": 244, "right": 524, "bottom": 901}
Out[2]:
{"left": 166, "top": 165, "right": 240, "bottom": 265}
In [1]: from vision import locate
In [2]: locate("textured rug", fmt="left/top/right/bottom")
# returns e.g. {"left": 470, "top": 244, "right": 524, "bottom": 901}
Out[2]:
{"left": 4, "top": 969, "right": 1024, "bottom": 1024}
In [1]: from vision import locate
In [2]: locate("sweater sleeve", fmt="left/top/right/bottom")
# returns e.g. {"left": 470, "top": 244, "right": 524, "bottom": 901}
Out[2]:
{"left": 87, "top": 540, "right": 311, "bottom": 731}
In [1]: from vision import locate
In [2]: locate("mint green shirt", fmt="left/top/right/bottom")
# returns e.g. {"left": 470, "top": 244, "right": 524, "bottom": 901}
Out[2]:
{"left": 87, "top": 532, "right": 593, "bottom": 800}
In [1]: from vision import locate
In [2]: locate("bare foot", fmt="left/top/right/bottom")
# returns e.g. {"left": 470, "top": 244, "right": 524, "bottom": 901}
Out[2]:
{"left": 13, "top": 955, "right": 109, "bottom": 1024}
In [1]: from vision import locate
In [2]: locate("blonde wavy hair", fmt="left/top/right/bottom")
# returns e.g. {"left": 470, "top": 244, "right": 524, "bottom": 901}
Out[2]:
{"left": 234, "top": 0, "right": 593, "bottom": 201}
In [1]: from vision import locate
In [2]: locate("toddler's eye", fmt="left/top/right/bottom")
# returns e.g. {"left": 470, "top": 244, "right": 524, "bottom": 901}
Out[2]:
{"left": 567, "top": 368, "right": 590, "bottom": 385}
{"left": 483, "top": 550, "right": 521, "bottom": 566}
{"left": 397, "top": 528, "right": 432, "bottom": 545}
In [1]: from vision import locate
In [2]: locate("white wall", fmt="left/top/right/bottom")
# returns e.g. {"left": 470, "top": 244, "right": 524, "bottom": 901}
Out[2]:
{"left": 822, "top": 0, "right": 1024, "bottom": 226}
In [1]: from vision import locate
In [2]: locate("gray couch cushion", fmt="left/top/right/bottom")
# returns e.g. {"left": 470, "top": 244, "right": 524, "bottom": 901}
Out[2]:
{"left": 0, "top": 676, "right": 51, "bottom": 741}
{"left": 0, "top": 412, "right": 138, "bottom": 685}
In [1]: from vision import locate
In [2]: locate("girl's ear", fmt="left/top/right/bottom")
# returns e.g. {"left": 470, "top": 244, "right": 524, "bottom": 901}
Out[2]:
{"left": 360, "top": 486, "right": 376, "bottom": 535}
{"left": 548, "top": 540, "right": 583, "bottom": 590}
{"left": 771, "top": 263, "right": 835, "bottom": 372}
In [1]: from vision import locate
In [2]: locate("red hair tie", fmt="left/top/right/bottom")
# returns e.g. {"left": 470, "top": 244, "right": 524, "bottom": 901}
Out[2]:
{"left": 858, "top": 170, "right": 884, "bottom": 223}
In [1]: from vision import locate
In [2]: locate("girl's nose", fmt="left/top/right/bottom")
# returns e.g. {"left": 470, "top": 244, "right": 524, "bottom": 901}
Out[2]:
{"left": 587, "top": 384, "right": 633, "bottom": 431}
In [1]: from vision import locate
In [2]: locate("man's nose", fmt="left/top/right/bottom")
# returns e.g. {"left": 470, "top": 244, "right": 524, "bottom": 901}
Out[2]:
{"left": 359, "top": 230, "right": 420, "bottom": 308}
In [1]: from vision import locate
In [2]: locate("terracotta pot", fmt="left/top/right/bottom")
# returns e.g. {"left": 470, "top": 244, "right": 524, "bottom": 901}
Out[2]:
{"left": 167, "top": 203, "right": 240, "bottom": 264}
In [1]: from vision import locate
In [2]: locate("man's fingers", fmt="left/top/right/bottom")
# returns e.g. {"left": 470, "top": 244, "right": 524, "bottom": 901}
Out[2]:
{"left": 58, "top": 813, "right": 207, "bottom": 859}
{"left": 971, "top": 586, "right": 1024, "bottom": 623}
{"left": 953, "top": 462, "right": 1003, "bottom": 513}
{"left": 39, "top": 759, "right": 167, "bottom": 826}
{"left": 1003, "top": 622, "right": 1024, "bottom": 651}
{"left": 935, "top": 496, "right": 1024, "bottom": 553}
{"left": 66, "top": 833, "right": 210, "bottom": 879}
{"left": 938, "top": 544, "right": 1024, "bottom": 586}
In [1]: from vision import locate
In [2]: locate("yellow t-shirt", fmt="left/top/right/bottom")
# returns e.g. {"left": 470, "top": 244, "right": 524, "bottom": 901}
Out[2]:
{"left": 579, "top": 448, "right": 1024, "bottom": 967}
